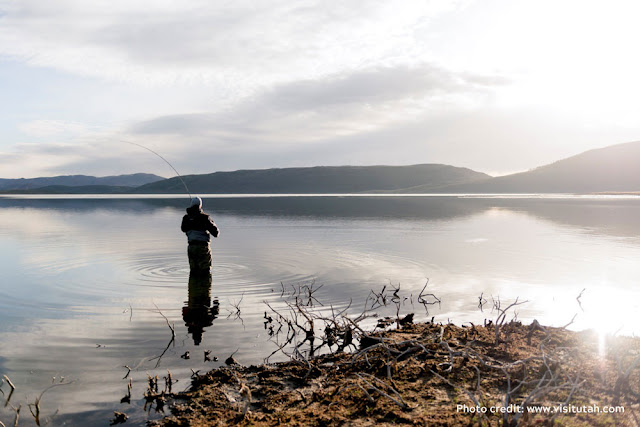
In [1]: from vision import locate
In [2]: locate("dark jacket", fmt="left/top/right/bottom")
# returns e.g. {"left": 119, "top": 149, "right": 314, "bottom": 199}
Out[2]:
{"left": 181, "top": 206, "right": 219, "bottom": 244}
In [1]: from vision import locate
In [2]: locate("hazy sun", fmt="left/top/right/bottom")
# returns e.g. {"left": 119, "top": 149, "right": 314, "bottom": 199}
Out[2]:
{"left": 440, "top": 0, "right": 640, "bottom": 126}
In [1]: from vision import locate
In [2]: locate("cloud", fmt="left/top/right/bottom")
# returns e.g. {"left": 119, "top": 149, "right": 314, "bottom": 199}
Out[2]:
{"left": 4, "top": 103, "right": 638, "bottom": 179}
{"left": 122, "top": 97, "right": 640, "bottom": 177}
{"left": 5, "top": 0, "right": 639, "bottom": 179}
{"left": 18, "top": 120, "right": 91, "bottom": 138}
{"left": 0, "top": 0, "right": 467, "bottom": 89}
{"left": 261, "top": 65, "right": 478, "bottom": 109}
{"left": 130, "top": 64, "right": 506, "bottom": 143}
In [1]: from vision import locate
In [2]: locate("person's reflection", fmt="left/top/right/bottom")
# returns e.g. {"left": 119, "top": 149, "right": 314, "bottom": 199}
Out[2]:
{"left": 182, "top": 272, "right": 219, "bottom": 345}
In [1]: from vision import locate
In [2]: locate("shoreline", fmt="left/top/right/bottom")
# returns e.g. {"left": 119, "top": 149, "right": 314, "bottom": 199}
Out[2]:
{"left": 146, "top": 320, "right": 640, "bottom": 426}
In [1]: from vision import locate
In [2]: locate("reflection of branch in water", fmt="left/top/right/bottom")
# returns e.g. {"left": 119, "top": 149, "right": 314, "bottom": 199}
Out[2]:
{"left": 417, "top": 280, "right": 441, "bottom": 314}
{"left": 576, "top": 288, "right": 586, "bottom": 312}
{"left": 149, "top": 335, "right": 176, "bottom": 369}
{"left": 122, "top": 304, "right": 133, "bottom": 322}
{"left": 164, "top": 370, "right": 176, "bottom": 393}
{"left": 120, "top": 379, "right": 132, "bottom": 404}
{"left": 227, "top": 293, "right": 245, "bottom": 328}
{"left": 153, "top": 303, "right": 176, "bottom": 339}
{"left": 477, "top": 292, "right": 487, "bottom": 312}
{"left": 148, "top": 304, "right": 176, "bottom": 368}
{"left": 366, "top": 280, "right": 440, "bottom": 315}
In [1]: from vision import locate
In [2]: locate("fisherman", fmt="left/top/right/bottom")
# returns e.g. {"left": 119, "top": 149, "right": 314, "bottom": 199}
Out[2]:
{"left": 181, "top": 197, "right": 219, "bottom": 273}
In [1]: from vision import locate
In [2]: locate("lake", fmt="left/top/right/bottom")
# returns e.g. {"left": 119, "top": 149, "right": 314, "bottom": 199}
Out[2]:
{"left": 1, "top": 194, "right": 640, "bottom": 425}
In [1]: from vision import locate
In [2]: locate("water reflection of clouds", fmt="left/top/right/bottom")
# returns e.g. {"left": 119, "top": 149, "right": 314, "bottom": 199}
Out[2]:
{"left": 0, "top": 208, "right": 57, "bottom": 231}
{"left": 1, "top": 207, "right": 183, "bottom": 275}
{"left": 2, "top": 199, "right": 640, "bottom": 325}
{"left": 465, "top": 238, "right": 488, "bottom": 244}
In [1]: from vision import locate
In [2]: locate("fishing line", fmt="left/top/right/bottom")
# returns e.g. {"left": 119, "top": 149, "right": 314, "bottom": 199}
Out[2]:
{"left": 121, "top": 140, "right": 192, "bottom": 199}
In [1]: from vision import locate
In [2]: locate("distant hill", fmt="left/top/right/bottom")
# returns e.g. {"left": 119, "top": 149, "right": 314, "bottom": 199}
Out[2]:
{"left": 0, "top": 173, "right": 164, "bottom": 191}
{"left": 427, "top": 141, "right": 640, "bottom": 193}
{"left": 1, "top": 185, "right": 132, "bottom": 194}
{"left": 5, "top": 140, "right": 640, "bottom": 195}
{"left": 132, "top": 164, "right": 490, "bottom": 194}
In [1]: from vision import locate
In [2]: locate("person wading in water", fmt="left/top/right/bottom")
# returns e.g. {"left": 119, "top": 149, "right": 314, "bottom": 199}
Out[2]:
{"left": 181, "top": 197, "right": 219, "bottom": 273}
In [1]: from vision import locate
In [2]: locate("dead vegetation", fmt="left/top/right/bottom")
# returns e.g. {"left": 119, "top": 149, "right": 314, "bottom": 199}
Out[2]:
{"left": 152, "top": 323, "right": 640, "bottom": 426}
{"left": 144, "top": 284, "right": 640, "bottom": 426}
{"left": 0, "top": 375, "right": 72, "bottom": 427}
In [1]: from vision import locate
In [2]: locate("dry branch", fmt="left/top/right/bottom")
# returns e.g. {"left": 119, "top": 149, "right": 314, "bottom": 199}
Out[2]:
{"left": 356, "top": 373, "right": 411, "bottom": 409}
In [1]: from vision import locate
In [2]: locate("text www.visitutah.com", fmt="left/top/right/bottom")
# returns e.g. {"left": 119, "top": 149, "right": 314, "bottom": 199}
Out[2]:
{"left": 457, "top": 404, "right": 625, "bottom": 415}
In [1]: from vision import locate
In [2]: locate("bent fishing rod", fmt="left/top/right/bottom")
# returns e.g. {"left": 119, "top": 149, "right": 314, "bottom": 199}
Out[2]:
{"left": 122, "top": 140, "right": 192, "bottom": 199}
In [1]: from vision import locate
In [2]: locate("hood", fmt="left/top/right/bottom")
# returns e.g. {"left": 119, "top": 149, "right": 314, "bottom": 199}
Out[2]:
{"left": 186, "top": 205, "right": 202, "bottom": 215}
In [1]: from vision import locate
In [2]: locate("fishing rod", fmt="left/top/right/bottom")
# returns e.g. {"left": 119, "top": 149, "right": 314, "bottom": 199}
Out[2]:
{"left": 122, "top": 140, "right": 192, "bottom": 199}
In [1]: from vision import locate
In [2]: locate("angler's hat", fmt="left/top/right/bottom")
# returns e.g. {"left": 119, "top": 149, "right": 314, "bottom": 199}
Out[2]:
{"left": 189, "top": 196, "right": 202, "bottom": 209}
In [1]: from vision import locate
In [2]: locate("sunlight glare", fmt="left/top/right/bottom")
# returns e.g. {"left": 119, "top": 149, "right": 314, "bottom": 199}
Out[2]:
{"left": 477, "top": 0, "right": 640, "bottom": 124}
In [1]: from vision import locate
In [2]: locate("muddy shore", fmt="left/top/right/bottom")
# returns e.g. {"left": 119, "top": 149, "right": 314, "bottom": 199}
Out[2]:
{"left": 143, "top": 320, "right": 640, "bottom": 426}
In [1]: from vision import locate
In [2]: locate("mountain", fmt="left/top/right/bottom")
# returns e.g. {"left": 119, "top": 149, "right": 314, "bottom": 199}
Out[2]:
{"left": 0, "top": 173, "right": 164, "bottom": 191}
{"left": 1, "top": 185, "right": 132, "bottom": 194}
{"left": 132, "top": 164, "right": 490, "bottom": 194}
{"left": 5, "top": 140, "right": 640, "bottom": 195}
{"left": 424, "top": 140, "right": 640, "bottom": 194}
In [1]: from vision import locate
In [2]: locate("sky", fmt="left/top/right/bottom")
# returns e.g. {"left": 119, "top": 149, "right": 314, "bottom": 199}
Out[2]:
{"left": 1, "top": 0, "right": 640, "bottom": 178}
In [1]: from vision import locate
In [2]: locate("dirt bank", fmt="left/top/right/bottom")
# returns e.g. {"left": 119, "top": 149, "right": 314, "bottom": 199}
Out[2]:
{"left": 146, "top": 320, "right": 640, "bottom": 426}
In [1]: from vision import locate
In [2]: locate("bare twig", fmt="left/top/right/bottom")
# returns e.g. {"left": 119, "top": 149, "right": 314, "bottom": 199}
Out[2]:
{"left": 356, "top": 383, "right": 375, "bottom": 402}
{"left": 356, "top": 373, "right": 410, "bottom": 409}
{"left": 12, "top": 404, "right": 21, "bottom": 427}
{"left": 561, "top": 313, "right": 577, "bottom": 329}
{"left": 429, "top": 369, "right": 487, "bottom": 422}
{"left": 227, "top": 293, "right": 245, "bottom": 327}
{"left": 2, "top": 375, "right": 15, "bottom": 407}
{"left": 122, "top": 366, "right": 132, "bottom": 380}
{"left": 27, "top": 381, "right": 73, "bottom": 426}
{"left": 491, "top": 296, "right": 528, "bottom": 344}
{"left": 2, "top": 376, "right": 15, "bottom": 392}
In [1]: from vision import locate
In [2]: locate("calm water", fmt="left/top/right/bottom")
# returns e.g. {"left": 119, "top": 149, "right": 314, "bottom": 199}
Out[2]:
{"left": 1, "top": 195, "right": 640, "bottom": 425}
